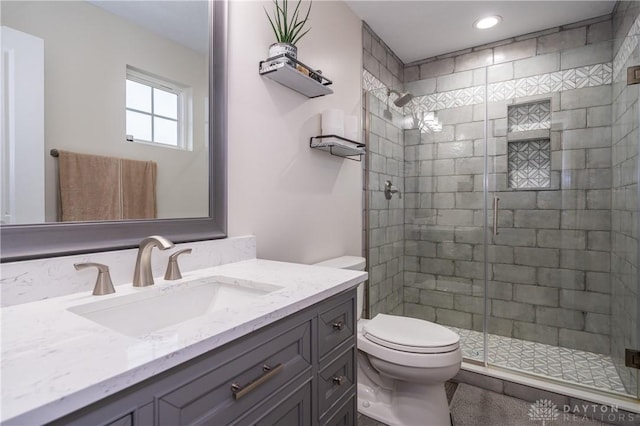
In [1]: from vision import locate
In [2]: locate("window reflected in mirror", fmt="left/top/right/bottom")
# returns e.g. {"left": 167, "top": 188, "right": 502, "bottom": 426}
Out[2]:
{"left": 1, "top": 0, "right": 209, "bottom": 225}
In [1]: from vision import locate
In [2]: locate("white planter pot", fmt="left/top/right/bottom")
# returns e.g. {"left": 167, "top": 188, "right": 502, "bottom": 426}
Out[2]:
{"left": 268, "top": 43, "right": 297, "bottom": 64}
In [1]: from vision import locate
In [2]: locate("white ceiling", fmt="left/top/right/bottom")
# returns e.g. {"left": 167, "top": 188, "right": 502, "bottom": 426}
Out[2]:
{"left": 345, "top": 1, "right": 617, "bottom": 64}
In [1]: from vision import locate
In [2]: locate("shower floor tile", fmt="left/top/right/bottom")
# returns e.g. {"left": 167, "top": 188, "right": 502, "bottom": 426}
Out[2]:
{"left": 446, "top": 326, "right": 629, "bottom": 395}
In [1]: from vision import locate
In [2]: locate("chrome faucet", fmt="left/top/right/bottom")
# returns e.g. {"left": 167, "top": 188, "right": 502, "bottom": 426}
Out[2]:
{"left": 132, "top": 235, "right": 174, "bottom": 287}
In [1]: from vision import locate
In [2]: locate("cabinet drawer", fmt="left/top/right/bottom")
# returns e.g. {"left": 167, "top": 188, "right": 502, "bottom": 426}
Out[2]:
{"left": 232, "top": 373, "right": 312, "bottom": 426}
{"left": 318, "top": 297, "right": 355, "bottom": 360}
{"left": 322, "top": 395, "right": 356, "bottom": 426}
{"left": 105, "top": 414, "right": 132, "bottom": 426}
{"left": 158, "top": 320, "right": 311, "bottom": 426}
{"left": 318, "top": 347, "right": 355, "bottom": 419}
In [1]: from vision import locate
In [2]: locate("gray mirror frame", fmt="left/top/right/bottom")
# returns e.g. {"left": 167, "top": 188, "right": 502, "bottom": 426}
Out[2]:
{"left": 0, "top": 0, "right": 227, "bottom": 262}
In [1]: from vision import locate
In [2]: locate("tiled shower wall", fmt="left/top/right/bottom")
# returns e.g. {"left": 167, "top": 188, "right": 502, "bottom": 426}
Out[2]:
{"left": 363, "top": 24, "right": 404, "bottom": 316}
{"left": 611, "top": 1, "right": 640, "bottom": 394}
{"left": 402, "top": 17, "right": 616, "bottom": 355}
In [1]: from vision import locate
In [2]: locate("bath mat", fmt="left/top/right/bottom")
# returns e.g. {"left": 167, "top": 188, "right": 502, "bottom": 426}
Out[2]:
{"left": 449, "top": 384, "right": 609, "bottom": 426}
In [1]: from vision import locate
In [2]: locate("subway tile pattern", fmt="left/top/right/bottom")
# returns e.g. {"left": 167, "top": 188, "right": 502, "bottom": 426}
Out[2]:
{"left": 612, "top": 13, "right": 640, "bottom": 78}
{"left": 507, "top": 101, "right": 551, "bottom": 132}
{"left": 507, "top": 139, "right": 551, "bottom": 189}
{"left": 448, "top": 326, "right": 629, "bottom": 395}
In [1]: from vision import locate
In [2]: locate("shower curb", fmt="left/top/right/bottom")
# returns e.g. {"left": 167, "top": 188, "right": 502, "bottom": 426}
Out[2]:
{"left": 454, "top": 367, "right": 639, "bottom": 425}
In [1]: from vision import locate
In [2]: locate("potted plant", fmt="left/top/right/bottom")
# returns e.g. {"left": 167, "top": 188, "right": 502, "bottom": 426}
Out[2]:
{"left": 265, "top": 0, "right": 312, "bottom": 62}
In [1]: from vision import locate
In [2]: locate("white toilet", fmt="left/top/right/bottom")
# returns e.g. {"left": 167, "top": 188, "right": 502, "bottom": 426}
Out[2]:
{"left": 315, "top": 256, "right": 461, "bottom": 426}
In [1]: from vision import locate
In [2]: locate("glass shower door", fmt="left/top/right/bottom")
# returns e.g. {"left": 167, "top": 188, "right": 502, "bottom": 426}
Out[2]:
{"left": 482, "top": 31, "right": 640, "bottom": 398}
{"left": 610, "top": 25, "right": 640, "bottom": 399}
{"left": 401, "top": 93, "right": 488, "bottom": 365}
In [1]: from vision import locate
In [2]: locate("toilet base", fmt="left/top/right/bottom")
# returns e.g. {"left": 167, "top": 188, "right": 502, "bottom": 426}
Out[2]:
{"left": 357, "top": 380, "right": 452, "bottom": 426}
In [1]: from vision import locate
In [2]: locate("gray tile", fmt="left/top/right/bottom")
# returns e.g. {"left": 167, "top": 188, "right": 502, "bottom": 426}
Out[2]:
{"left": 494, "top": 39, "right": 536, "bottom": 64}
{"left": 503, "top": 381, "right": 569, "bottom": 407}
{"left": 454, "top": 49, "right": 493, "bottom": 72}
{"left": 453, "top": 370, "right": 504, "bottom": 393}
{"left": 559, "top": 329, "right": 610, "bottom": 354}
{"left": 420, "top": 58, "right": 455, "bottom": 79}
{"left": 587, "top": 20, "right": 612, "bottom": 45}
{"left": 513, "top": 53, "right": 560, "bottom": 78}
{"left": 404, "top": 78, "right": 436, "bottom": 96}
{"left": 437, "top": 70, "right": 474, "bottom": 92}
{"left": 586, "top": 105, "right": 611, "bottom": 127}
{"left": 538, "top": 27, "right": 587, "bottom": 54}
{"left": 561, "top": 41, "right": 612, "bottom": 70}
{"left": 487, "top": 62, "right": 513, "bottom": 83}
{"left": 404, "top": 65, "right": 419, "bottom": 82}
{"left": 561, "top": 86, "right": 612, "bottom": 109}
{"left": 537, "top": 306, "right": 585, "bottom": 330}
{"left": 560, "top": 290, "right": 610, "bottom": 314}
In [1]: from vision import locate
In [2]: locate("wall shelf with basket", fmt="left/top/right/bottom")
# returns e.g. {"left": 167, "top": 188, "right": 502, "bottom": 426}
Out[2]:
{"left": 259, "top": 54, "right": 333, "bottom": 98}
{"left": 310, "top": 135, "right": 365, "bottom": 161}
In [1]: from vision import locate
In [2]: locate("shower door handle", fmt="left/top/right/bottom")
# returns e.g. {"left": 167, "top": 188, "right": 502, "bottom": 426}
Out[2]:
{"left": 493, "top": 195, "right": 500, "bottom": 236}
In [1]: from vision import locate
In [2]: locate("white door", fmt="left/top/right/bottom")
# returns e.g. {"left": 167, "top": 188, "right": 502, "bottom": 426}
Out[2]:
{"left": 1, "top": 26, "right": 45, "bottom": 224}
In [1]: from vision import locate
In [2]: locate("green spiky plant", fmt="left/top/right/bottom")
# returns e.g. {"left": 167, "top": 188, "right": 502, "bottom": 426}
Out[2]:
{"left": 265, "top": 0, "right": 312, "bottom": 45}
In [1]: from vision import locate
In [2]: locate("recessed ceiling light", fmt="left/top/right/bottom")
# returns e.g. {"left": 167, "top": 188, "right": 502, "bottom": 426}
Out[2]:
{"left": 474, "top": 15, "right": 502, "bottom": 30}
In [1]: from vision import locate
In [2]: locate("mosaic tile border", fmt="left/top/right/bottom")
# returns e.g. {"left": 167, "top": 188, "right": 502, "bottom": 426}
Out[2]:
{"left": 363, "top": 70, "right": 405, "bottom": 115}
{"left": 448, "top": 326, "right": 629, "bottom": 395}
{"left": 363, "top": 69, "right": 385, "bottom": 93}
{"left": 613, "top": 13, "right": 640, "bottom": 79}
{"left": 408, "top": 62, "right": 612, "bottom": 115}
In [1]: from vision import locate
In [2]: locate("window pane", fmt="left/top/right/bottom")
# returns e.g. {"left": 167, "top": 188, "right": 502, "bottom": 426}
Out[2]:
{"left": 126, "top": 80, "right": 151, "bottom": 112}
{"left": 126, "top": 110, "right": 152, "bottom": 141}
{"left": 154, "top": 117, "right": 178, "bottom": 146}
{"left": 153, "top": 88, "right": 178, "bottom": 119}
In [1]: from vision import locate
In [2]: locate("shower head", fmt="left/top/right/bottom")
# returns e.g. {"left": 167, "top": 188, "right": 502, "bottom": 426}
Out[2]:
{"left": 388, "top": 89, "right": 414, "bottom": 107}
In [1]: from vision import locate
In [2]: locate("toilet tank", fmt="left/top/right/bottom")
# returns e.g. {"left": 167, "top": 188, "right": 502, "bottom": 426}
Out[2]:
{"left": 314, "top": 256, "right": 366, "bottom": 320}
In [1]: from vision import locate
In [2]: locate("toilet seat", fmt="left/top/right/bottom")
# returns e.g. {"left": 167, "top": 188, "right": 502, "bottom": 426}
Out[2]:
{"left": 363, "top": 314, "right": 459, "bottom": 354}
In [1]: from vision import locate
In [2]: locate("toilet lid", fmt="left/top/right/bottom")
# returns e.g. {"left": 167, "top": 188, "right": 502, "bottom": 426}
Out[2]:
{"left": 363, "top": 314, "right": 460, "bottom": 354}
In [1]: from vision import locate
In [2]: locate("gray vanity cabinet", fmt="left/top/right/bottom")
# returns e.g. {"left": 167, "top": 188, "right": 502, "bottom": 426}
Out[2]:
{"left": 49, "top": 288, "right": 357, "bottom": 426}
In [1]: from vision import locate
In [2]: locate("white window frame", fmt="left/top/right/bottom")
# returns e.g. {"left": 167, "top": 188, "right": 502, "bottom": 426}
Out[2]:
{"left": 125, "top": 66, "right": 192, "bottom": 150}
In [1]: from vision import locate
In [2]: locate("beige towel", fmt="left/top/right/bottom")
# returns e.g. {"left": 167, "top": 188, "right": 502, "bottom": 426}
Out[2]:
{"left": 58, "top": 150, "right": 120, "bottom": 222}
{"left": 58, "top": 151, "right": 157, "bottom": 221}
{"left": 121, "top": 158, "right": 157, "bottom": 219}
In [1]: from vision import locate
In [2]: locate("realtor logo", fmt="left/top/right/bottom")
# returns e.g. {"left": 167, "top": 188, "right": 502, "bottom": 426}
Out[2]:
{"left": 528, "top": 399, "right": 559, "bottom": 425}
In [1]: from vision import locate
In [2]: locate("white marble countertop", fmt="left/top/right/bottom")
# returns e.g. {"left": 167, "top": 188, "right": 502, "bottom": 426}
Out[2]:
{"left": 0, "top": 259, "right": 367, "bottom": 425}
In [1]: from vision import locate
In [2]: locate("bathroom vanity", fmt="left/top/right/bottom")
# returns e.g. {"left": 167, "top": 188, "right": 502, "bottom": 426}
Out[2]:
{"left": 1, "top": 257, "right": 366, "bottom": 425}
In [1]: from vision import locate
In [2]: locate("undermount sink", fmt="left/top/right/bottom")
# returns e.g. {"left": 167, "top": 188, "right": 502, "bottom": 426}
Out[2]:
{"left": 67, "top": 276, "right": 282, "bottom": 337}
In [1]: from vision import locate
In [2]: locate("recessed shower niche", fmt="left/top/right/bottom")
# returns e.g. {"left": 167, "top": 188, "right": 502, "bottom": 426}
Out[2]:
{"left": 507, "top": 100, "right": 552, "bottom": 190}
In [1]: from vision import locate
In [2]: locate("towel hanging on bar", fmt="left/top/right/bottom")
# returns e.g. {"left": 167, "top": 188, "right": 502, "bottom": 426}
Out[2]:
{"left": 56, "top": 150, "right": 157, "bottom": 221}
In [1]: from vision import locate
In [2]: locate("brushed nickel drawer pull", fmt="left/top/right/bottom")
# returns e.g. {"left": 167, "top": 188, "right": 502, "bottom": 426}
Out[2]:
{"left": 332, "top": 321, "right": 344, "bottom": 331}
{"left": 332, "top": 375, "right": 346, "bottom": 386}
{"left": 230, "top": 363, "right": 283, "bottom": 400}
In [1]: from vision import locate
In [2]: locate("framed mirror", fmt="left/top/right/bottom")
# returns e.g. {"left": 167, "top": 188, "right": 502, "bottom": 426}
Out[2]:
{"left": 0, "top": 0, "right": 227, "bottom": 262}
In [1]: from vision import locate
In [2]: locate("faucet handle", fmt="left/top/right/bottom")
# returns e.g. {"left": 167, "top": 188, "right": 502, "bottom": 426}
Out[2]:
{"left": 75, "top": 263, "right": 115, "bottom": 296}
{"left": 164, "top": 248, "right": 192, "bottom": 280}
